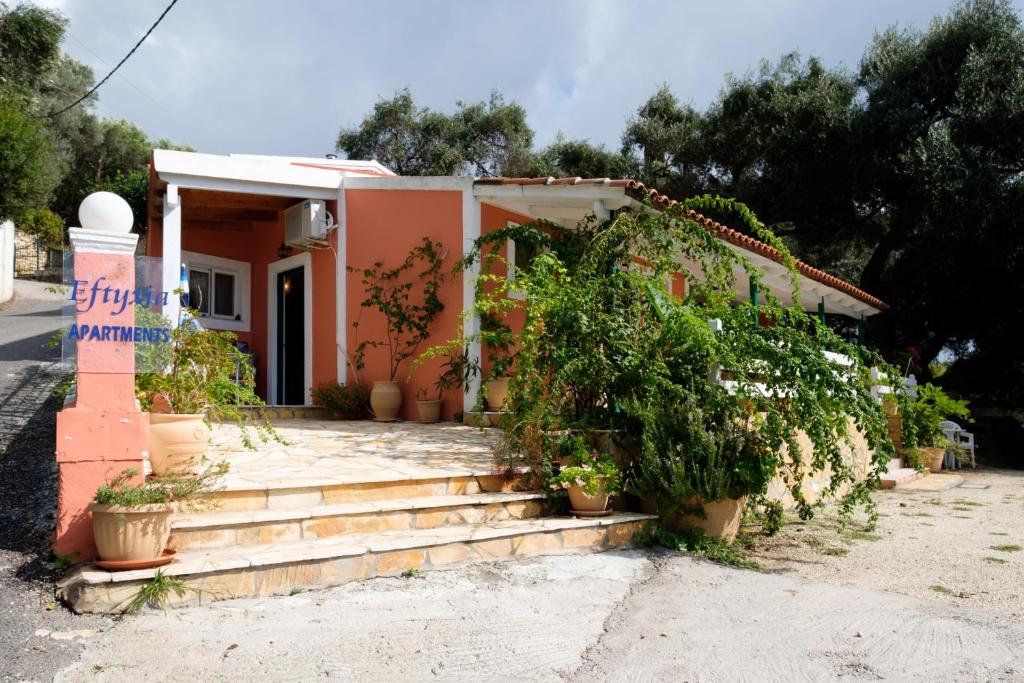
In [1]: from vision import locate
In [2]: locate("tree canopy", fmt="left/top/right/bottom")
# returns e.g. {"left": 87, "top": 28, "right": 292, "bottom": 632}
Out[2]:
{"left": 0, "top": 2, "right": 190, "bottom": 232}
{"left": 337, "top": 89, "right": 534, "bottom": 177}
{"left": 333, "top": 0, "right": 1024, "bottom": 451}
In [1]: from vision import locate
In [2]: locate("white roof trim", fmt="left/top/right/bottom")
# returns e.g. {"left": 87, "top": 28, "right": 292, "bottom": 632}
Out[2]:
{"left": 152, "top": 150, "right": 395, "bottom": 198}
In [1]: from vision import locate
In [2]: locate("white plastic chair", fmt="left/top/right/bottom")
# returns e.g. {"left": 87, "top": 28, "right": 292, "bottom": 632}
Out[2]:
{"left": 940, "top": 420, "right": 976, "bottom": 468}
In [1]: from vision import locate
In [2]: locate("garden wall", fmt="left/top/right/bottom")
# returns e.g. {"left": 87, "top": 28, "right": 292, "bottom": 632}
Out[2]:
{"left": 764, "top": 417, "right": 874, "bottom": 509}
{"left": 1, "top": 220, "right": 12, "bottom": 303}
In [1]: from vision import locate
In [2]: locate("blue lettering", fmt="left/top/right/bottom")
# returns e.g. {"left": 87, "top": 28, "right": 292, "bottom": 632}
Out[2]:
{"left": 111, "top": 289, "right": 130, "bottom": 316}
{"left": 119, "top": 326, "right": 132, "bottom": 341}
{"left": 70, "top": 280, "right": 88, "bottom": 311}
{"left": 88, "top": 326, "right": 101, "bottom": 341}
{"left": 66, "top": 325, "right": 79, "bottom": 341}
{"left": 87, "top": 278, "right": 105, "bottom": 314}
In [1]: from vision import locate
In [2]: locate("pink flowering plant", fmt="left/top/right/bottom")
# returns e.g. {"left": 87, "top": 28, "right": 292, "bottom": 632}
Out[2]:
{"left": 548, "top": 437, "right": 622, "bottom": 497}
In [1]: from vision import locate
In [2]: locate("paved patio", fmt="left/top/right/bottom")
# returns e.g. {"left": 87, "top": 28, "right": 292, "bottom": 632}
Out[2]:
{"left": 206, "top": 420, "right": 501, "bottom": 490}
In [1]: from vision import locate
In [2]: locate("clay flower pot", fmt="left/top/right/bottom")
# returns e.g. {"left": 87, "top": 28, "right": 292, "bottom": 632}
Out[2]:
{"left": 921, "top": 446, "right": 946, "bottom": 473}
{"left": 89, "top": 503, "right": 173, "bottom": 562}
{"left": 668, "top": 496, "right": 747, "bottom": 540}
{"left": 416, "top": 399, "right": 441, "bottom": 424}
{"left": 149, "top": 414, "right": 211, "bottom": 477}
{"left": 568, "top": 481, "right": 611, "bottom": 513}
{"left": 485, "top": 377, "right": 510, "bottom": 412}
{"left": 370, "top": 380, "right": 402, "bottom": 422}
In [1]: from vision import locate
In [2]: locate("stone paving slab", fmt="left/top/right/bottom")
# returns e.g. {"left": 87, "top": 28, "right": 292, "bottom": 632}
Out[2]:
{"left": 207, "top": 420, "right": 502, "bottom": 490}
{"left": 892, "top": 472, "right": 964, "bottom": 492}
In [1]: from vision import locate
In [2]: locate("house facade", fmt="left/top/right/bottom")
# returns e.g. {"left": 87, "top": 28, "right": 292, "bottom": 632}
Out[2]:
{"left": 146, "top": 150, "right": 887, "bottom": 421}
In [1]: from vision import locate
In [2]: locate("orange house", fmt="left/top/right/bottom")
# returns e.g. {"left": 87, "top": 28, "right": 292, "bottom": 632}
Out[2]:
{"left": 146, "top": 151, "right": 887, "bottom": 421}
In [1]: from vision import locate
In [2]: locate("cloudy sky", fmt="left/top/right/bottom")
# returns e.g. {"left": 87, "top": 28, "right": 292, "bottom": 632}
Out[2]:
{"left": 37, "top": 0, "right": 1023, "bottom": 160}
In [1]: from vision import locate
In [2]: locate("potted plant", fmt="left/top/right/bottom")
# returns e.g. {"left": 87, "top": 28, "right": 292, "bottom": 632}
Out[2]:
{"left": 549, "top": 436, "right": 622, "bottom": 515}
{"left": 350, "top": 238, "right": 445, "bottom": 421}
{"left": 411, "top": 350, "right": 465, "bottom": 424}
{"left": 135, "top": 316, "right": 275, "bottom": 477}
{"left": 89, "top": 462, "right": 228, "bottom": 565}
{"left": 629, "top": 398, "right": 776, "bottom": 540}
{"left": 414, "top": 388, "right": 441, "bottom": 424}
{"left": 901, "top": 383, "right": 970, "bottom": 473}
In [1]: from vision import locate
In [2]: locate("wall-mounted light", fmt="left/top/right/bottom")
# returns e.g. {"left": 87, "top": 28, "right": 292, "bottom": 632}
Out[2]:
{"left": 277, "top": 242, "right": 291, "bottom": 259}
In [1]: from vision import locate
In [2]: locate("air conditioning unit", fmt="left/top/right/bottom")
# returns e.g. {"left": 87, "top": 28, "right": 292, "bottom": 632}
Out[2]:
{"left": 284, "top": 199, "right": 329, "bottom": 245}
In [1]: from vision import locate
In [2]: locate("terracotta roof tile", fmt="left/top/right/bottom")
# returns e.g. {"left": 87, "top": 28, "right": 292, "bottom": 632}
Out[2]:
{"left": 476, "top": 176, "right": 887, "bottom": 311}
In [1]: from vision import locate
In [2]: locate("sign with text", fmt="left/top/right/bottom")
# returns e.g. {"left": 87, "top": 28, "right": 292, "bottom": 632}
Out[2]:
{"left": 61, "top": 253, "right": 173, "bottom": 374}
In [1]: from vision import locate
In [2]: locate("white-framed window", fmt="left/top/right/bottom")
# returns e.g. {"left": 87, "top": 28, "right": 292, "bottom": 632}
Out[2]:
{"left": 181, "top": 250, "right": 251, "bottom": 332}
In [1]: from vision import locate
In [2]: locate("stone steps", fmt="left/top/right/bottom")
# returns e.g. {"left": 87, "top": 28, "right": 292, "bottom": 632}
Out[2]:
{"left": 170, "top": 492, "right": 550, "bottom": 550}
{"left": 880, "top": 467, "right": 925, "bottom": 489}
{"left": 206, "top": 471, "right": 529, "bottom": 512}
{"left": 59, "top": 513, "right": 654, "bottom": 613}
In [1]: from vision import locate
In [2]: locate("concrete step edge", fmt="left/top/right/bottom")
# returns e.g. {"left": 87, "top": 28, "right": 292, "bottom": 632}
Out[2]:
{"left": 172, "top": 492, "right": 552, "bottom": 530}
{"left": 64, "top": 513, "right": 656, "bottom": 587}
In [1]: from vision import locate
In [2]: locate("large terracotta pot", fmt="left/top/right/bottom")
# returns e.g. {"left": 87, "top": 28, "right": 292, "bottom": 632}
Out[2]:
{"left": 416, "top": 399, "right": 441, "bottom": 424}
{"left": 149, "top": 414, "right": 211, "bottom": 477}
{"left": 89, "top": 503, "right": 173, "bottom": 561}
{"left": 921, "top": 446, "right": 946, "bottom": 473}
{"left": 485, "top": 377, "right": 510, "bottom": 412}
{"left": 568, "top": 482, "right": 610, "bottom": 513}
{"left": 666, "top": 496, "right": 747, "bottom": 540}
{"left": 370, "top": 380, "right": 402, "bottom": 422}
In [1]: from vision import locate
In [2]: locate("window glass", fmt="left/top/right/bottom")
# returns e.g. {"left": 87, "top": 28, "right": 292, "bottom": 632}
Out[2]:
{"left": 188, "top": 269, "right": 210, "bottom": 315}
{"left": 514, "top": 240, "right": 540, "bottom": 274}
{"left": 214, "top": 271, "right": 236, "bottom": 318}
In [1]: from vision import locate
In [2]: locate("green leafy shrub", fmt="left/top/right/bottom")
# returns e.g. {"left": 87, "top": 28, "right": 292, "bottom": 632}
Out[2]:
{"left": 134, "top": 315, "right": 276, "bottom": 449}
{"left": 18, "top": 206, "right": 64, "bottom": 246}
{"left": 757, "top": 499, "right": 785, "bottom": 536}
{"left": 93, "top": 463, "right": 228, "bottom": 508}
{"left": 448, "top": 194, "right": 898, "bottom": 526}
{"left": 350, "top": 237, "right": 445, "bottom": 381}
{"left": 900, "top": 383, "right": 970, "bottom": 449}
{"left": 311, "top": 381, "right": 370, "bottom": 419}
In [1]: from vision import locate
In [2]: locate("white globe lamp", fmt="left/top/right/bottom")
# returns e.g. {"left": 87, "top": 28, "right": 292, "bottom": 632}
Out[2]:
{"left": 78, "top": 191, "right": 134, "bottom": 234}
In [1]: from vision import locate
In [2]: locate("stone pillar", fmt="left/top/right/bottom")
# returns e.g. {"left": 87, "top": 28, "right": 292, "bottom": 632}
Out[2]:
{"left": 54, "top": 202, "right": 148, "bottom": 560}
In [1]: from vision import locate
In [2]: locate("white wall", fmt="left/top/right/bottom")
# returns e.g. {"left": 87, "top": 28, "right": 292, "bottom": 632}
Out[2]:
{"left": 0, "top": 220, "right": 13, "bottom": 303}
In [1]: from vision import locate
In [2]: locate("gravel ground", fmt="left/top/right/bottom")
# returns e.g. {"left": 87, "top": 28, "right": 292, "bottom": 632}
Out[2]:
{"left": 752, "top": 468, "right": 1024, "bottom": 619}
{"left": 0, "top": 280, "right": 108, "bottom": 683}
{"left": 53, "top": 550, "right": 1024, "bottom": 682}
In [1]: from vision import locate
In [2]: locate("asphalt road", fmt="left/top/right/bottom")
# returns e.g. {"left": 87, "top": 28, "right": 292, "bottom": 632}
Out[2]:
{"left": 0, "top": 280, "right": 109, "bottom": 683}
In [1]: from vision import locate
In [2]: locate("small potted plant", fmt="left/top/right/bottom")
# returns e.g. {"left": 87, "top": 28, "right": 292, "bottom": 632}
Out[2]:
{"left": 414, "top": 388, "right": 441, "bottom": 424}
{"left": 901, "top": 383, "right": 970, "bottom": 473}
{"left": 411, "top": 350, "right": 465, "bottom": 424}
{"left": 549, "top": 437, "right": 622, "bottom": 515}
{"left": 350, "top": 238, "right": 446, "bottom": 421}
{"left": 89, "top": 461, "right": 228, "bottom": 567}
{"left": 136, "top": 317, "right": 275, "bottom": 477}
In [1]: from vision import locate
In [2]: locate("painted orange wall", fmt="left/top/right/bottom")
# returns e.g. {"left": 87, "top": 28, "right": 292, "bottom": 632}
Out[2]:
{"left": 148, "top": 200, "right": 338, "bottom": 402}
{"left": 478, "top": 203, "right": 535, "bottom": 377}
{"left": 345, "top": 189, "right": 463, "bottom": 420}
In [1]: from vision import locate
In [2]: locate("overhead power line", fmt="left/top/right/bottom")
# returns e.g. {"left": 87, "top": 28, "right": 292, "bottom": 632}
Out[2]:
{"left": 37, "top": 0, "right": 181, "bottom": 119}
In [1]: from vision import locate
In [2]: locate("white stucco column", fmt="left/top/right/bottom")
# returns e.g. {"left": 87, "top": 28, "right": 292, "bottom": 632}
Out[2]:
{"left": 162, "top": 184, "right": 181, "bottom": 327}
{"left": 461, "top": 181, "right": 482, "bottom": 413}
{"left": 335, "top": 181, "right": 348, "bottom": 383}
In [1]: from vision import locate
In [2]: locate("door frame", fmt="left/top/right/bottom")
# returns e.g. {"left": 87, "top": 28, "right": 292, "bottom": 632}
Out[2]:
{"left": 267, "top": 252, "right": 313, "bottom": 405}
